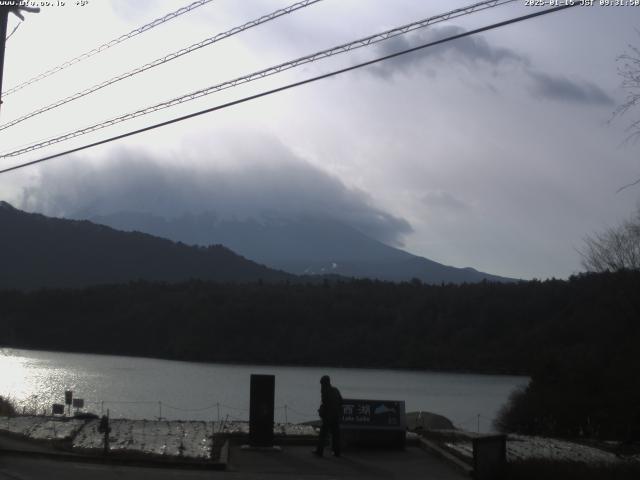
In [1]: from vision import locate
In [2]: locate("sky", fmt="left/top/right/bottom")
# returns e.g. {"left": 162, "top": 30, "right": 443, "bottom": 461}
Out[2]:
{"left": 1, "top": 0, "right": 639, "bottom": 279}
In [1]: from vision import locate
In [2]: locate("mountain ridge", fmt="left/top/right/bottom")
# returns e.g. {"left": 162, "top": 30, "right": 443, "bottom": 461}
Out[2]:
{"left": 0, "top": 202, "right": 292, "bottom": 289}
{"left": 88, "top": 210, "right": 516, "bottom": 284}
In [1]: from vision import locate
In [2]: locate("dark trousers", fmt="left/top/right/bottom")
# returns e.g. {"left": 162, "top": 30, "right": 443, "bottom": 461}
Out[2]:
{"left": 316, "top": 418, "right": 340, "bottom": 456}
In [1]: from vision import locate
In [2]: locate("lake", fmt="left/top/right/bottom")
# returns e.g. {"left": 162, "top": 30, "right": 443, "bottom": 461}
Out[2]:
{"left": 0, "top": 348, "right": 528, "bottom": 432}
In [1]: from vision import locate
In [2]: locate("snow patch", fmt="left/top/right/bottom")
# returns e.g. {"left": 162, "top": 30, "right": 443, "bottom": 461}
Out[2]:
{"left": 444, "top": 434, "right": 638, "bottom": 465}
{"left": 1, "top": 416, "right": 317, "bottom": 460}
{"left": 0, "top": 416, "right": 84, "bottom": 441}
{"left": 73, "top": 419, "right": 215, "bottom": 459}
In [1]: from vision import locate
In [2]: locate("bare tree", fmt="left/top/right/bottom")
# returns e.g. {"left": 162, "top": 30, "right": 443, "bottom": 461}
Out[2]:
{"left": 580, "top": 207, "right": 640, "bottom": 272}
{"left": 610, "top": 37, "right": 640, "bottom": 192}
{"left": 615, "top": 39, "right": 640, "bottom": 143}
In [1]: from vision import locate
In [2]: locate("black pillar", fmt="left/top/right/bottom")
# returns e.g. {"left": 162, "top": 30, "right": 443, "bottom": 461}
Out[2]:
{"left": 473, "top": 434, "right": 507, "bottom": 480}
{"left": 249, "top": 374, "right": 275, "bottom": 447}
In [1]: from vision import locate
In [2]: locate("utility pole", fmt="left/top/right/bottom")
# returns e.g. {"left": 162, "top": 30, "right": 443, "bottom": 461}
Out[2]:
{"left": 0, "top": 5, "right": 9, "bottom": 107}
{"left": 0, "top": 1, "right": 39, "bottom": 114}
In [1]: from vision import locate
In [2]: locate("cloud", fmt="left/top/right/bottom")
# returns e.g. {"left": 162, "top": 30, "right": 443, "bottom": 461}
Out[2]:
{"left": 16, "top": 138, "right": 412, "bottom": 247}
{"left": 368, "top": 25, "right": 526, "bottom": 79}
{"left": 367, "top": 25, "right": 613, "bottom": 107}
{"left": 109, "top": 0, "right": 159, "bottom": 21}
{"left": 421, "top": 191, "right": 470, "bottom": 212}
{"left": 528, "top": 71, "right": 614, "bottom": 105}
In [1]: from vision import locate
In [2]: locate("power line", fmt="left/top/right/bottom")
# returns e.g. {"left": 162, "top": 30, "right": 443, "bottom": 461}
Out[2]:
{"left": 0, "top": 0, "right": 323, "bottom": 132}
{"left": 2, "top": 0, "right": 216, "bottom": 98}
{"left": 0, "top": 4, "right": 579, "bottom": 176}
{"left": 0, "top": 0, "right": 516, "bottom": 155}
{"left": 5, "top": 19, "right": 20, "bottom": 42}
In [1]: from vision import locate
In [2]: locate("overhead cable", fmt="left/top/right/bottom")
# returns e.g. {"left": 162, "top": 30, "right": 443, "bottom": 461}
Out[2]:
{"left": 0, "top": 3, "right": 579, "bottom": 176}
{"left": 5, "top": 21, "right": 21, "bottom": 42}
{"left": 0, "top": 0, "right": 516, "bottom": 152}
{"left": 3, "top": 0, "right": 216, "bottom": 98}
{"left": 0, "top": 0, "right": 322, "bottom": 132}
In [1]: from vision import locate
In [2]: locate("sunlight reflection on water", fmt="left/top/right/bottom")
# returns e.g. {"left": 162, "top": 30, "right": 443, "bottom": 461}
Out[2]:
{"left": 0, "top": 348, "right": 528, "bottom": 432}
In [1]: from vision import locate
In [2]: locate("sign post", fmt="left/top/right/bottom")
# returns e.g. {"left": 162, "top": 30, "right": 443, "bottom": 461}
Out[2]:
{"left": 72, "top": 398, "right": 84, "bottom": 415}
{"left": 340, "top": 399, "right": 406, "bottom": 448}
{"left": 98, "top": 411, "right": 111, "bottom": 455}
{"left": 64, "top": 390, "right": 73, "bottom": 416}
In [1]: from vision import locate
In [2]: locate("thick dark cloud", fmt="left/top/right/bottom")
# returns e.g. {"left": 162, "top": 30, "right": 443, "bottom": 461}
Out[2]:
{"left": 368, "top": 26, "right": 613, "bottom": 106}
{"left": 17, "top": 144, "right": 412, "bottom": 247}
{"left": 368, "top": 26, "right": 525, "bottom": 78}
{"left": 529, "top": 71, "right": 614, "bottom": 105}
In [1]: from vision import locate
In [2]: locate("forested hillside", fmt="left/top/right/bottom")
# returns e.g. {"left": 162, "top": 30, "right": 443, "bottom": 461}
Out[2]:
{"left": 0, "top": 201, "right": 291, "bottom": 288}
{"left": 0, "top": 271, "right": 637, "bottom": 373}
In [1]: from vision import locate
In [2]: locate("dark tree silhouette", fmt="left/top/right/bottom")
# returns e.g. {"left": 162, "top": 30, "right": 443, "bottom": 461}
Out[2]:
{"left": 580, "top": 206, "right": 640, "bottom": 272}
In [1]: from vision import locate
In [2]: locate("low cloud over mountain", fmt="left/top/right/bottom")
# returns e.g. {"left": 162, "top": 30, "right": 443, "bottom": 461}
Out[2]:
{"left": 16, "top": 138, "right": 412, "bottom": 248}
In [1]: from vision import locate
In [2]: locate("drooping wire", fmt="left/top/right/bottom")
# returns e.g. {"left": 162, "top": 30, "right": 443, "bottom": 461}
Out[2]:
{"left": 0, "top": 0, "right": 517, "bottom": 155}
{"left": 2, "top": 0, "right": 217, "bottom": 98}
{"left": 0, "top": 3, "right": 579, "bottom": 175}
{"left": 0, "top": 0, "right": 324, "bottom": 132}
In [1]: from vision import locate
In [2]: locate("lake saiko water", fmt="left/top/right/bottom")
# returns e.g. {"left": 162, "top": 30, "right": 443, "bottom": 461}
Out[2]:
{"left": 0, "top": 348, "right": 528, "bottom": 432}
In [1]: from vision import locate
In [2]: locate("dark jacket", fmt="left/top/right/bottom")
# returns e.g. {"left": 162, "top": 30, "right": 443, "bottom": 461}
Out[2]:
{"left": 319, "top": 384, "right": 342, "bottom": 422}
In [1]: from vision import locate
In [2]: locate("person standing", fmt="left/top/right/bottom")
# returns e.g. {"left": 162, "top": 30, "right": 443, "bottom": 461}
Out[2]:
{"left": 313, "top": 375, "right": 342, "bottom": 457}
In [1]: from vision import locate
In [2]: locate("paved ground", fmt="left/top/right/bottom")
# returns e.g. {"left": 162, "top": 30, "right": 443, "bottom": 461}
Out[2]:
{"left": 0, "top": 445, "right": 467, "bottom": 479}
{"left": 226, "top": 444, "right": 467, "bottom": 479}
{"left": 0, "top": 434, "right": 64, "bottom": 454}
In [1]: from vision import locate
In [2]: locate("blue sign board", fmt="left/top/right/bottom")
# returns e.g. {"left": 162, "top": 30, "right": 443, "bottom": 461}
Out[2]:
{"left": 340, "top": 399, "right": 406, "bottom": 429}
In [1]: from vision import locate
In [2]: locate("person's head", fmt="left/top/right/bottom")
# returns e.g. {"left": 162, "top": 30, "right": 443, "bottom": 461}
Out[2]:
{"left": 320, "top": 375, "right": 331, "bottom": 386}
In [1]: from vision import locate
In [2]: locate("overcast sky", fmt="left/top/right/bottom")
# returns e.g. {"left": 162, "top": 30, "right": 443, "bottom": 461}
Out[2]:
{"left": 1, "top": 0, "right": 639, "bottom": 279}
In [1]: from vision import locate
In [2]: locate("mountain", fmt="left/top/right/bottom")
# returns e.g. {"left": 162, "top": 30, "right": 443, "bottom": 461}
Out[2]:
{"left": 88, "top": 211, "right": 515, "bottom": 284}
{"left": 0, "top": 201, "right": 291, "bottom": 289}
